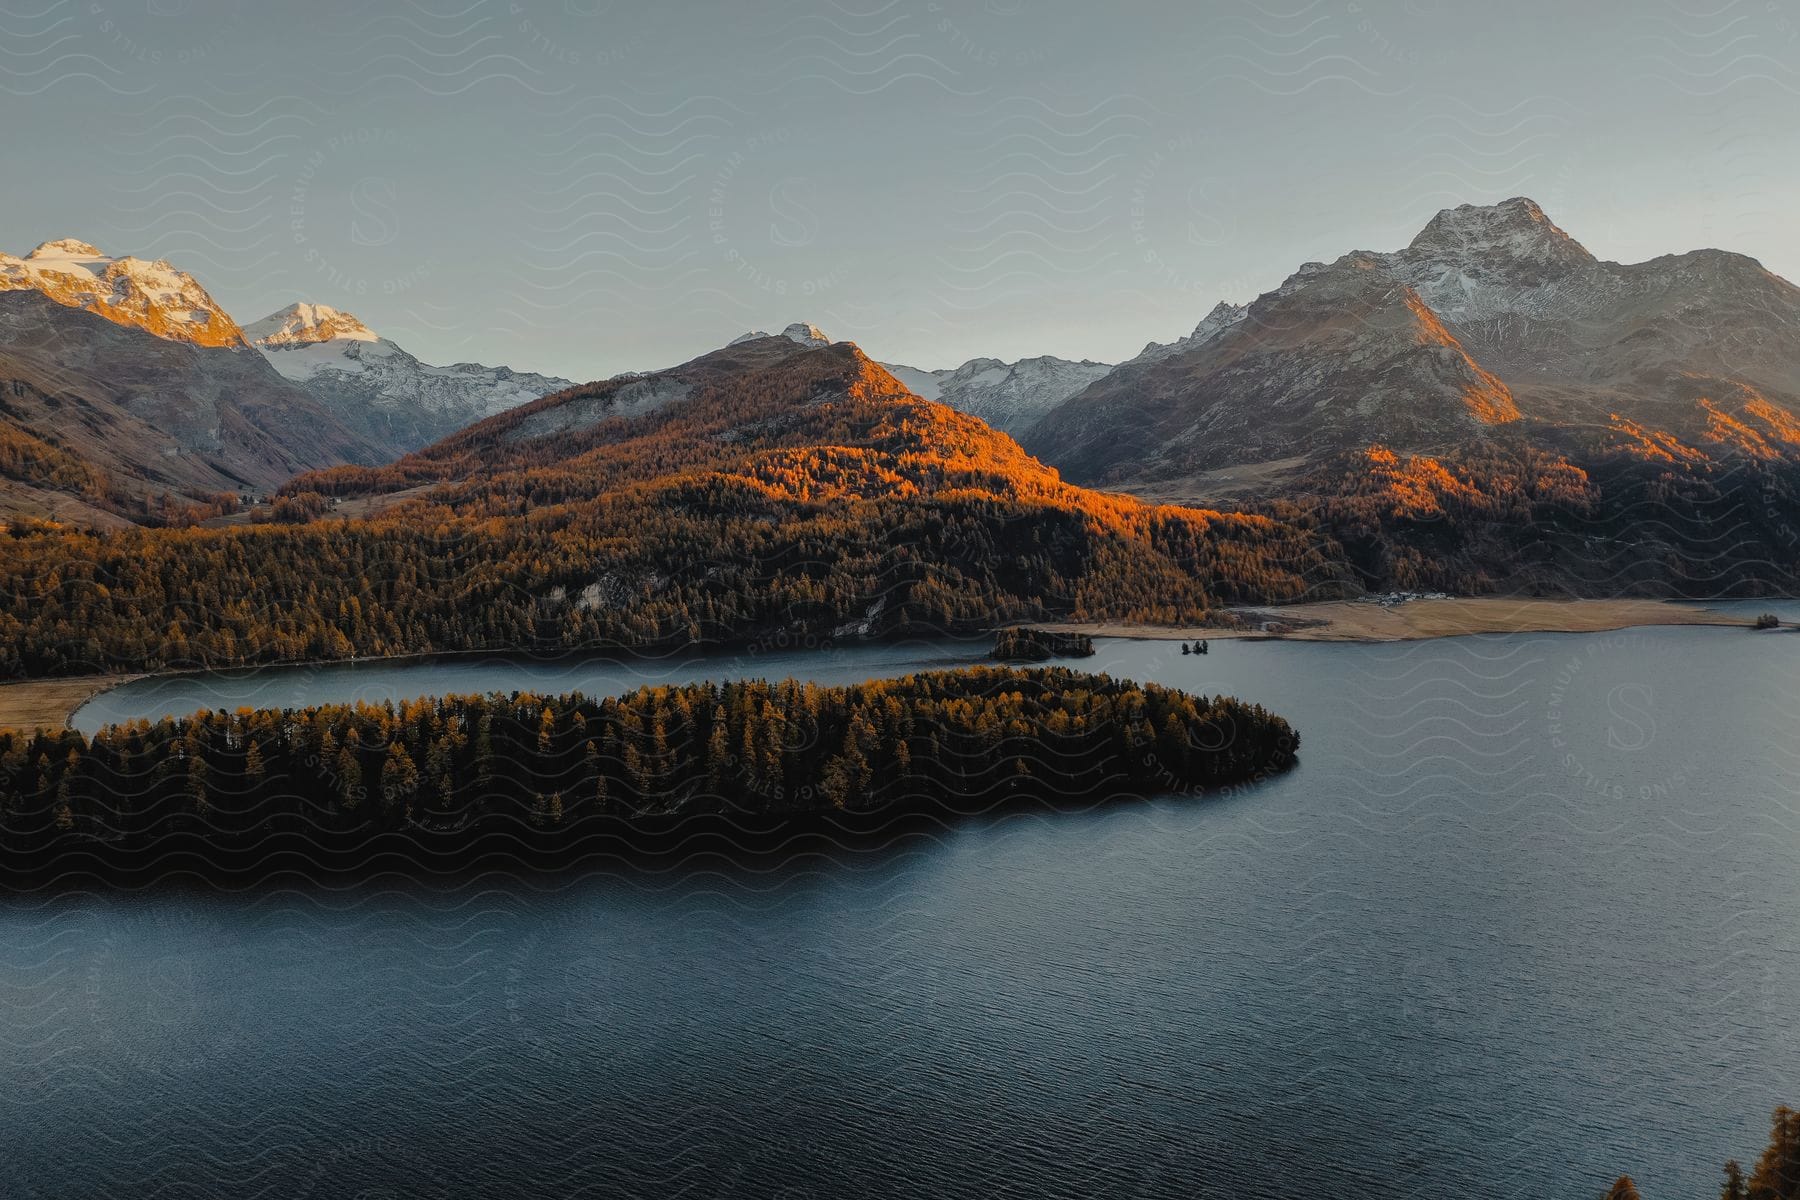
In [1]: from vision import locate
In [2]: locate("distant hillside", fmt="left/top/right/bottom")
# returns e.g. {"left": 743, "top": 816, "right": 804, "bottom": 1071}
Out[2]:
{"left": 1026, "top": 198, "right": 1800, "bottom": 498}
{"left": 0, "top": 241, "right": 387, "bottom": 527}
{"left": 286, "top": 332, "right": 1193, "bottom": 525}
{"left": 0, "top": 331, "right": 1345, "bottom": 679}
{"left": 246, "top": 302, "right": 574, "bottom": 458}
{"left": 0, "top": 289, "right": 381, "bottom": 528}
{"left": 879, "top": 353, "right": 1114, "bottom": 439}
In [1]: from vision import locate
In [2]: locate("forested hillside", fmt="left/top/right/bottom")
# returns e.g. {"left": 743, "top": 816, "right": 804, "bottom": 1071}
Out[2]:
{"left": 0, "top": 337, "right": 1348, "bottom": 680}
{"left": 1260, "top": 427, "right": 1800, "bottom": 596}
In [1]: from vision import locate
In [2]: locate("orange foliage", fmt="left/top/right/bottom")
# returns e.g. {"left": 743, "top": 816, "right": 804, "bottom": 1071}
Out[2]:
{"left": 1698, "top": 398, "right": 1781, "bottom": 460}
{"left": 1359, "top": 445, "right": 1483, "bottom": 519}
{"left": 1400, "top": 292, "right": 1520, "bottom": 424}
{"left": 0, "top": 342, "right": 1350, "bottom": 678}
{"left": 1606, "top": 415, "right": 1711, "bottom": 466}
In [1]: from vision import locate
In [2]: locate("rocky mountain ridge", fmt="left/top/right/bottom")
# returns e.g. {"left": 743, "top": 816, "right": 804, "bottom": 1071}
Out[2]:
{"left": 879, "top": 354, "right": 1115, "bottom": 439}
{"left": 1025, "top": 197, "right": 1800, "bottom": 490}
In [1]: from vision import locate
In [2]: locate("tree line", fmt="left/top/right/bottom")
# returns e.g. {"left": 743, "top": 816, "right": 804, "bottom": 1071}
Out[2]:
{"left": 992, "top": 627, "right": 1096, "bottom": 660}
{"left": 1277, "top": 430, "right": 1800, "bottom": 598}
{"left": 1605, "top": 1105, "right": 1799, "bottom": 1199}
{"left": 0, "top": 482, "right": 1341, "bottom": 680}
{"left": 12, "top": 420, "right": 1797, "bottom": 683}
{"left": 0, "top": 667, "right": 1298, "bottom": 880}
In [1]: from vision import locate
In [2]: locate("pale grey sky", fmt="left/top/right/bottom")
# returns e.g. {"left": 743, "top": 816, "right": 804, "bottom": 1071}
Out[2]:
{"left": 5, "top": 0, "right": 1796, "bottom": 380}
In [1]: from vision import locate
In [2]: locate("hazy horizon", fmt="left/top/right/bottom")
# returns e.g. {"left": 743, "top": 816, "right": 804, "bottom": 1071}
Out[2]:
{"left": 6, "top": 0, "right": 1796, "bottom": 380}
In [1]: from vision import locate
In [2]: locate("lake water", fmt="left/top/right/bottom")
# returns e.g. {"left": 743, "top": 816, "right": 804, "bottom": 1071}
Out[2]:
{"left": 8, "top": 613, "right": 1800, "bottom": 1198}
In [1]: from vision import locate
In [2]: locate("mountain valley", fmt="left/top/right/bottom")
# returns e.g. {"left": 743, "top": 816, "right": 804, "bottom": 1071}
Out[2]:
{"left": 4, "top": 200, "right": 1800, "bottom": 679}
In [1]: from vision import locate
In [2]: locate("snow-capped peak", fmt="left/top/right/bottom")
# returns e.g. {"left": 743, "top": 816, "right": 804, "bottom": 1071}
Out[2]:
{"left": 245, "top": 302, "right": 380, "bottom": 348}
{"left": 244, "top": 305, "right": 575, "bottom": 451}
{"left": 781, "top": 322, "right": 831, "bottom": 347}
{"left": 0, "top": 238, "right": 246, "bottom": 348}
{"left": 728, "top": 322, "right": 834, "bottom": 349}
{"left": 248, "top": 303, "right": 401, "bottom": 383}
{"left": 1405, "top": 197, "right": 1595, "bottom": 270}
{"left": 1196, "top": 198, "right": 1607, "bottom": 338}
{"left": 26, "top": 238, "right": 108, "bottom": 263}
{"left": 920, "top": 353, "right": 1115, "bottom": 439}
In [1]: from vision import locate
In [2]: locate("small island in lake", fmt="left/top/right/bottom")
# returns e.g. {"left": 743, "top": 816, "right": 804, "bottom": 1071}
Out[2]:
{"left": 992, "top": 628, "right": 1096, "bottom": 661}
{"left": 0, "top": 667, "right": 1297, "bottom": 881}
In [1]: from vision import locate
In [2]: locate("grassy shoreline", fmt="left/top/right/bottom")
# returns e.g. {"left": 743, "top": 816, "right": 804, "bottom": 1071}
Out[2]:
{"left": 1042, "top": 596, "right": 1758, "bottom": 643}
{"left": 0, "top": 674, "right": 143, "bottom": 734}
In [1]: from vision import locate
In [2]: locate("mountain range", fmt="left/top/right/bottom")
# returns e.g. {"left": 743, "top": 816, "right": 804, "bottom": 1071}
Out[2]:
{"left": 0, "top": 241, "right": 572, "bottom": 525}
{"left": 728, "top": 323, "right": 1111, "bottom": 439}
{"left": 1026, "top": 198, "right": 1800, "bottom": 496}
{"left": 9, "top": 192, "right": 1800, "bottom": 685}
{"left": 879, "top": 354, "right": 1114, "bottom": 438}
{"left": 713, "top": 198, "right": 1800, "bottom": 498}
{"left": 0, "top": 249, "right": 370, "bottom": 528}
{"left": 4, "top": 199, "right": 1800, "bottom": 610}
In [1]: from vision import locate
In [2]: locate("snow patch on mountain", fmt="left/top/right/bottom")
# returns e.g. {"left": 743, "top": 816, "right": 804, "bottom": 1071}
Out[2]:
{"left": 0, "top": 238, "right": 246, "bottom": 348}
{"left": 879, "top": 354, "right": 1114, "bottom": 438}
{"left": 878, "top": 362, "right": 944, "bottom": 400}
{"left": 243, "top": 302, "right": 380, "bottom": 348}
{"left": 729, "top": 322, "right": 834, "bottom": 348}
{"left": 248, "top": 302, "right": 574, "bottom": 455}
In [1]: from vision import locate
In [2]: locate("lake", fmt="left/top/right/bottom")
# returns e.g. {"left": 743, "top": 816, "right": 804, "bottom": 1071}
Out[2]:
{"left": 7, "top": 614, "right": 1800, "bottom": 1198}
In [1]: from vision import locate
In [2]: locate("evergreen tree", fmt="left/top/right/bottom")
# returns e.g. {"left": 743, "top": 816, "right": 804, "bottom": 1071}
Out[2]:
{"left": 380, "top": 744, "right": 420, "bottom": 805}
{"left": 1749, "top": 1106, "right": 1800, "bottom": 1200}
{"left": 1603, "top": 1177, "right": 1642, "bottom": 1200}
{"left": 335, "top": 746, "right": 363, "bottom": 810}
{"left": 705, "top": 711, "right": 731, "bottom": 792}
{"left": 187, "top": 754, "right": 208, "bottom": 814}
{"left": 0, "top": 668, "right": 1300, "bottom": 876}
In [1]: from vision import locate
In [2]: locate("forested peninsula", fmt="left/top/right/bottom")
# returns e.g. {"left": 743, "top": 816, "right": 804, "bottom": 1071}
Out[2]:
{"left": 0, "top": 667, "right": 1298, "bottom": 881}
